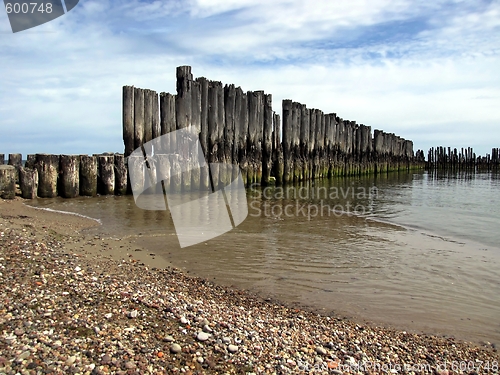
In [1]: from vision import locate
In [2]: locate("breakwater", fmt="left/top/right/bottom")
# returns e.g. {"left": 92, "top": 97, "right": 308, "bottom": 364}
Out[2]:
{"left": 427, "top": 146, "right": 500, "bottom": 171}
{"left": 1, "top": 66, "right": 499, "bottom": 200}
{"left": 0, "top": 153, "right": 127, "bottom": 200}
{"left": 123, "top": 66, "right": 425, "bottom": 190}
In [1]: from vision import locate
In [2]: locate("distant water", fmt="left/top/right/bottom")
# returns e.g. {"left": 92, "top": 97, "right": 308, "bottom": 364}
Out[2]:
{"left": 28, "top": 171, "right": 500, "bottom": 344}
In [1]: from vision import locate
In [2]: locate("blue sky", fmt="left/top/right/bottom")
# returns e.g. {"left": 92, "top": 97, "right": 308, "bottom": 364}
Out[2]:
{"left": 1, "top": 0, "right": 499, "bottom": 157}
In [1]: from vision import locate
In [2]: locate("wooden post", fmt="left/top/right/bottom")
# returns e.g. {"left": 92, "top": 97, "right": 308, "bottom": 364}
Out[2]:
{"left": 300, "top": 105, "right": 310, "bottom": 181}
{"left": 0, "top": 165, "right": 16, "bottom": 199}
{"left": 217, "top": 82, "right": 226, "bottom": 187}
{"left": 8, "top": 153, "right": 22, "bottom": 168}
{"left": 321, "top": 114, "right": 329, "bottom": 177}
{"left": 25, "top": 154, "right": 36, "bottom": 170}
{"left": 224, "top": 84, "right": 236, "bottom": 166}
{"left": 309, "top": 109, "right": 317, "bottom": 179}
{"left": 176, "top": 66, "right": 193, "bottom": 129}
{"left": 80, "top": 155, "right": 98, "bottom": 196}
{"left": 0, "top": 154, "right": 4, "bottom": 165}
{"left": 317, "top": 112, "right": 324, "bottom": 177}
{"left": 197, "top": 77, "right": 209, "bottom": 156}
{"left": 208, "top": 81, "right": 220, "bottom": 189}
{"left": 160, "top": 92, "right": 176, "bottom": 136}
{"left": 252, "top": 91, "right": 264, "bottom": 184}
{"left": 313, "top": 110, "right": 323, "bottom": 178}
{"left": 191, "top": 79, "right": 202, "bottom": 135}
{"left": 272, "top": 113, "right": 283, "bottom": 184}
{"left": 333, "top": 116, "right": 341, "bottom": 176}
{"left": 98, "top": 155, "right": 115, "bottom": 195}
{"left": 197, "top": 77, "right": 210, "bottom": 190}
{"left": 159, "top": 92, "right": 177, "bottom": 164}
{"left": 224, "top": 84, "right": 237, "bottom": 186}
{"left": 134, "top": 88, "right": 145, "bottom": 150}
{"left": 291, "top": 102, "right": 301, "bottom": 182}
{"left": 8, "top": 153, "right": 22, "bottom": 183}
{"left": 235, "top": 88, "right": 248, "bottom": 187}
{"left": 36, "top": 154, "right": 59, "bottom": 198}
{"left": 360, "top": 124, "right": 372, "bottom": 174}
{"left": 152, "top": 91, "right": 160, "bottom": 140}
{"left": 373, "top": 130, "right": 383, "bottom": 175}
{"left": 326, "top": 114, "right": 335, "bottom": 177}
{"left": 114, "top": 153, "right": 128, "bottom": 195}
{"left": 19, "top": 167, "right": 38, "bottom": 199}
{"left": 123, "top": 85, "right": 135, "bottom": 157}
{"left": 176, "top": 68, "right": 194, "bottom": 192}
{"left": 59, "top": 155, "right": 80, "bottom": 198}
{"left": 344, "top": 121, "right": 354, "bottom": 176}
{"left": 353, "top": 123, "right": 361, "bottom": 175}
{"left": 282, "top": 99, "right": 293, "bottom": 184}
{"left": 143, "top": 89, "right": 153, "bottom": 154}
{"left": 262, "top": 93, "right": 273, "bottom": 185}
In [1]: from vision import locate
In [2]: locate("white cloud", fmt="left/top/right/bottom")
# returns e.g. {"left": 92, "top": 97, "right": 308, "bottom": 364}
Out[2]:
{"left": 0, "top": 0, "right": 499, "bottom": 156}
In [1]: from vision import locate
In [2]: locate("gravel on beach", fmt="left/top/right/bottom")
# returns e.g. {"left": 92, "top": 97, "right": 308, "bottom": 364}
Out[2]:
{"left": 0, "top": 198, "right": 498, "bottom": 374}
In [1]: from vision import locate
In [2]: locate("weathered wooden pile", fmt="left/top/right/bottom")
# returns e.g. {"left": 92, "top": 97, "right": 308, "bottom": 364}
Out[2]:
{"left": 123, "top": 66, "right": 424, "bottom": 190}
{"left": 427, "top": 146, "right": 500, "bottom": 171}
{"left": 0, "top": 153, "right": 127, "bottom": 199}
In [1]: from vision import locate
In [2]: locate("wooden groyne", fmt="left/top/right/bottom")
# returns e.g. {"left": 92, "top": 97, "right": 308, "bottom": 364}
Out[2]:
{"left": 0, "top": 153, "right": 129, "bottom": 200}
{"left": 3, "top": 66, "right": 499, "bottom": 201}
{"left": 123, "top": 66, "right": 425, "bottom": 189}
{"left": 427, "top": 146, "right": 500, "bottom": 171}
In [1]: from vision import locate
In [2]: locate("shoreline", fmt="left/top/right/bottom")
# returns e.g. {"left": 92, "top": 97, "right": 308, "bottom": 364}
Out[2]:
{"left": 1, "top": 197, "right": 498, "bottom": 374}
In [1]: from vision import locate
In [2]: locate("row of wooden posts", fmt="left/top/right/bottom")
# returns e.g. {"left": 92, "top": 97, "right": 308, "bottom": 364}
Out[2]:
{"left": 426, "top": 146, "right": 500, "bottom": 171}
{"left": 122, "top": 66, "right": 426, "bottom": 191}
{"left": 2, "top": 66, "right": 498, "bottom": 200}
{"left": 0, "top": 144, "right": 497, "bottom": 200}
{"left": 0, "top": 153, "right": 126, "bottom": 200}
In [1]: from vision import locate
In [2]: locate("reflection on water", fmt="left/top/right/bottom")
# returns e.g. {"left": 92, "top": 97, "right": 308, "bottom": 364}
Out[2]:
{"left": 29, "top": 171, "right": 500, "bottom": 344}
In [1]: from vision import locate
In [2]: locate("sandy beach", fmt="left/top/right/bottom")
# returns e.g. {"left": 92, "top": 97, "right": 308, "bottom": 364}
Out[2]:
{"left": 0, "top": 197, "right": 498, "bottom": 375}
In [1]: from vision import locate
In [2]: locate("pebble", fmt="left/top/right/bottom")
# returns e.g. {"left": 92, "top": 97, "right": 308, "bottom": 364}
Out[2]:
{"left": 228, "top": 344, "right": 239, "bottom": 353}
{"left": 170, "top": 343, "right": 182, "bottom": 354}
{"left": 16, "top": 351, "right": 30, "bottom": 362}
{"left": 197, "top": 331, "right": 210, "bottom": 341}
{"left": 315, "top": 346, "right": 327, "bottom": 355}
{"left": 124, "top": 361, "right": 136, "bottom": 369}
{"left": 128, "top": 309, "right": 138, "bottom": 318}
{"left": 65, "top": 356, "right": 76, "bottom": 366}
{"left": 203, "top": 324, "right": 213, "bottom": 333}
{"left": 4, "top": 335, "right": 16, "bottom": 344}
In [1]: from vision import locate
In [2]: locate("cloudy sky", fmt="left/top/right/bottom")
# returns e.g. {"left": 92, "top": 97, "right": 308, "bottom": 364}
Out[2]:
{"left": 1, "top": 0, "right": 499, "bottom": 157}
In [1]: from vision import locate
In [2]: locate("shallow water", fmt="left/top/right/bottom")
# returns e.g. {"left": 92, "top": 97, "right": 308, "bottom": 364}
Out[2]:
{"left": 29, "top": 171, "right": 500, "bottom": 344}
